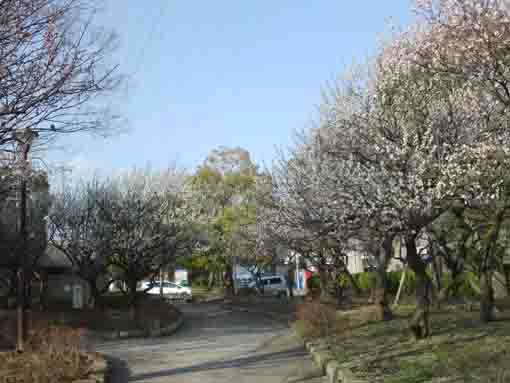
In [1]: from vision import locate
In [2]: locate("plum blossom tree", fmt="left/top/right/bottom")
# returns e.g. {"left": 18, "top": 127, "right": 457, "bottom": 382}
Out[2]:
{"left": 0, "top": 0, "right": 122, "bottom": 151}
{"left": 359, "top": 0, "right": 510, "bottom": 334}
{"left": 257, "top": 131, "right": 366, "bottom": 304}
{"left": 48, "top": 178, "right": 113, "bottom": 308}
{"left": 101, "top": 169, "right": 195, "bottom": 319}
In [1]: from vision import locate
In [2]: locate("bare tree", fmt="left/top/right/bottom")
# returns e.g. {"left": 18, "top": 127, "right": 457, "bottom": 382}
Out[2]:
{"left": 0, "top": 0, "right": 122, "bottom": 151}
{"left": 48, "top": 178, "right": 113, "bottom": 308}
{"left": 100, "top": 170, "right": 195, "bottom": 319}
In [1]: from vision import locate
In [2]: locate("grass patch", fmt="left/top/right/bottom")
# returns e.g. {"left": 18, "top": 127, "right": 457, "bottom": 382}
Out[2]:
{"left": 310, "top": 305, "right": 510, "bottom": 382}
{"left": 386, "top": 360, "right": 435, "bottom": 383}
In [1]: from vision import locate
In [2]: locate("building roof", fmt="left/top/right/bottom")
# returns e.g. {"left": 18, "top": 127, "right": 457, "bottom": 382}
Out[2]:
{"left": 37, "top": 245, "right": 73, "bottom": 270}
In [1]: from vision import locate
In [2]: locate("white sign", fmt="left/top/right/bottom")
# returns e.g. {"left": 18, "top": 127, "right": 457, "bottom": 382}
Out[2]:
{"left": 72, "top": 284, "right": 83, "bottom": 309}
{"left": 175, "top": 268, "right": 188, "bottom": 285}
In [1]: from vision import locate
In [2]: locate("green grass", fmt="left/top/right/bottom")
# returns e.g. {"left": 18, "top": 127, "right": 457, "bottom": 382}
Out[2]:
{"left": 386, "top": 360, "right": 435, "bottom": 383}
{"left": 311, "top": 305, "right": 510, "bottom": 382}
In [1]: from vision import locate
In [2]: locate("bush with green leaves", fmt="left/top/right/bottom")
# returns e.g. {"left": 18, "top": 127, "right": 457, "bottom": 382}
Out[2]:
{"left": 354, "top": 272, "right": 376, "bottom": 292}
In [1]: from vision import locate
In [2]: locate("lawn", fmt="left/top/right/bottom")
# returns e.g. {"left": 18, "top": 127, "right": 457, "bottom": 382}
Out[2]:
{"left": 324, "top": 305, "right": 510, "bottom": 382}
{"left": 295, "top": 305, "right": 510, "bottom": 383}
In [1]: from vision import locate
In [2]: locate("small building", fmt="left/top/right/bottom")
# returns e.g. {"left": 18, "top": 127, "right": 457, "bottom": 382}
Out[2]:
{"left": 37, "top": 246, "right": 90, "bottom": 308}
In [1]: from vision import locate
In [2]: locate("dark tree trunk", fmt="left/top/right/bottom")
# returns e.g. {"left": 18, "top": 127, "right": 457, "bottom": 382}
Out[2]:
{"left": 480, "top": 210, "right": 504, "bottom": 322}
{"left": 374, "top": 267, "right": 393, "bottom": 321}
{"left": 450, "top": 266, "right": 462, "bottom": 299}
{"left": 39, "top": 272, "right": 48, "bottom": 310}
{"left": 224, "top": 264, "right": 234, "bottom": 296}
{"left": 8, "top": 272, "right": 17, "bottom": 299}
{"left": 345, "top": 268, "right": 361, "bottom": 295}
{"left": 480, "top": 271, "right": 495, "bottom": 322}
{"left": 432, "top": 250, "right": 442, "bottom": 294}
{"left": 88, "top": 280, "right": 101, "bottom": 309}
{"left": 504, "top": 267, "right": 510, "bottom": 297}
{"left": 406, "top": 235, "right": 431, "bottom": 339}
{"left": 334, "top": 270, "right": 344, "bottom": 307}
{"left": 128, "top": 280, "right": 138, "bottom": 321}
{"left": 374, "top": 236, "right": 394, "bottom": 321}
{"left": 286, "top": 268, "right": 294, "bottom": 300}
{"left": 319, "top": 264, "right": 333, "bottom": 303}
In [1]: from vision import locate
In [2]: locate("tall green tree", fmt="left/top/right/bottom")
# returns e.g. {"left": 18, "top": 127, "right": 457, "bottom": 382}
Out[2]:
{"left": 187, "top": 147, "right": 258, "bottom": 293}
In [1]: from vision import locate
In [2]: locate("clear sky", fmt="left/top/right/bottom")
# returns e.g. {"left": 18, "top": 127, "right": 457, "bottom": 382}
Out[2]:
{"left": 47, "top": 1, "right": 412, "bottom": 178}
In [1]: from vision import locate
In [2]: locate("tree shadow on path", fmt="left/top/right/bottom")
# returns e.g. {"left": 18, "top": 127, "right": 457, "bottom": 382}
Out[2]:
{"left": 117, "top": 346, "right": 308, "bottom": 382}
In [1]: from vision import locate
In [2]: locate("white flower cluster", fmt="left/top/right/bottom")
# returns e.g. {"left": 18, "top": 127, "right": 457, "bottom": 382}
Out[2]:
{"left": 256, "top": 0, "right": 510, "bottom": 266}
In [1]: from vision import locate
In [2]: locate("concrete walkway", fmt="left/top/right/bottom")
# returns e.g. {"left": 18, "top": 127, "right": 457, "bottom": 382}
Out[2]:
{"left": 94, "top": 302, "right": 323, "bottom": 383}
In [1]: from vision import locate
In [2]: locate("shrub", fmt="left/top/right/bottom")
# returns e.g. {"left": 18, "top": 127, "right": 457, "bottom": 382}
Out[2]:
{"left": 295, "top": 302, "right": 342, "bottom": 339}
{"left": 192, "top": 276, "right": 209, "bottom": 288}
{"left": 456, "top": 271, "right": 479, "bottom": 299}
{"left": 355, "top": 272, "right": 376, "bottom": 292}
{"left": 352, "top": 270, "right": 419, "bottom": 296}
{"left": 307, "top": 274, "right": 320, "bottom": 289}
{"left": 386, "top": 271, "right": 401, "bottom": 294}
{"left": 0, "top": 324, "right": 93, "bottom": 383}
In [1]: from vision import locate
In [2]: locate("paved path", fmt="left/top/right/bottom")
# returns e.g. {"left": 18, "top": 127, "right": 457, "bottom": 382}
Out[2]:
{"left": 94, "top": 302, "right": 324, "bottom": 383}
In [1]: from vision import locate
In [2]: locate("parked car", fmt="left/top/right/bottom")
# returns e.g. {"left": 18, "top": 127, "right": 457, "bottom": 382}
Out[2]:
{"left": 236, "top": 277, "right": 254, "bottom": 288}
{"left": 140, "top": 281, "right": 192, "bottom": 301}
{"left": 248, "top": 274, "right": 287, "bottom": 297}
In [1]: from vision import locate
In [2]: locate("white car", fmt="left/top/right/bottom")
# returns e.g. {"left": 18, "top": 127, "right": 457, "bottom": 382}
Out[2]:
{"left": 248, "top": 274, "right": 288, "bottom": 297}
{"left": 141, "top": 281, "right": 192, "bottom": 301}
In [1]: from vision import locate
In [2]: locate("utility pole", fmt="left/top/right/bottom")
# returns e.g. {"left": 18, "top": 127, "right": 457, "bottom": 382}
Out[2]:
{"left": 57, "top": 163, "right": 72, "bottom": 192}
{"left": 15, "top": 128, "right": 38, "bottom": 353}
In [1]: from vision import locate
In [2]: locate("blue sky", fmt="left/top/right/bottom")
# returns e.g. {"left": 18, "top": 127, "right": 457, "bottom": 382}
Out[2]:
{"left": 47, "top": 1, "right": 412, "bottom": 178}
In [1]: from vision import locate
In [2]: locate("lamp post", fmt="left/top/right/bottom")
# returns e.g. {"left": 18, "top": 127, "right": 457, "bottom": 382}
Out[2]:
{"left": 15, "top": 128, "right": 38, "bottom": 353}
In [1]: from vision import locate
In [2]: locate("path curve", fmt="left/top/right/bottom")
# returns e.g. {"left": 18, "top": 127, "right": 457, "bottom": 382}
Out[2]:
{"left": 94, "top": 302, "right": 323, "bottom": 383}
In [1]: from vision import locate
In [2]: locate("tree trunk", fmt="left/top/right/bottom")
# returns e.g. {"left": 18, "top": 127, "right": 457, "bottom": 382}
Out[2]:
{"left": 224, "top": 264, "right": 234, "bottom": 296}
{"left": 159, "top": 268, "right": 164, "bottom": 297}
{"left": 207, "top": 271, "right": 215, "bottom": 290}
{"left": 128, "top": 280, "right": 138, "bottom": 321}
{"left": 88, "top": 281, "right": 101, "bottom": 309}
{"left": 40, "top": 272, "right": 48, "bottom": 310}
{"left": 450, "top": 266, "right": 461, "bottom": 299}
{"left": 334, "top": 270, "right": 344, "bottom": 307}
{"left": 406, "top": 235, "right": 431, "bottom": 339}
{"left": 504, "top": 267, "right": 510, "bottom": 297}
{"left": 374, "top": 266, "right": 392, "bottom": 320}
{"left": 286, "top": 268, "right": 294, "bottom": 300}
{"left": 373, "top": 235, "right": 394, "bottom": 321}
{"left": 319, "top": 265, "right": 333, "bottom": 303}
{"left": 480, "top": 271, "right": 495, "bottom": 322}
{"left": 432, "top": 252, "right": 442, "bottom": 294}
{"left": 479, "top": 209, "right": 504, "bottom": 322}
{"left": 8, "top": 272, "right": 17, "bottom": 301}
{"left": 345, "top": 268, "right": 361, "bottom": 295}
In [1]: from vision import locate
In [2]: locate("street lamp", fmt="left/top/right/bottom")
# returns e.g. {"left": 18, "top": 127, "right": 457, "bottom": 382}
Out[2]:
{"left": 14, "top": 128, "right": 38, "bottom": 353}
